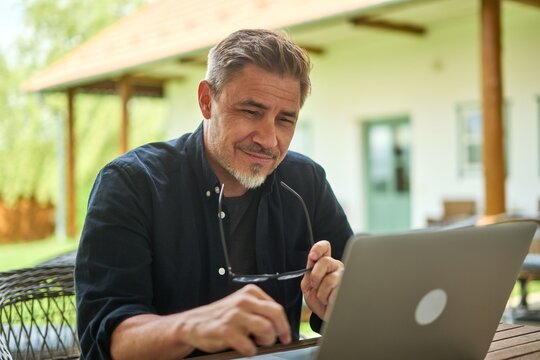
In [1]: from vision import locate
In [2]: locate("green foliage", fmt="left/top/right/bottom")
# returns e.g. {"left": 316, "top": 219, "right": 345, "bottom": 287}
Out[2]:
{"left": 73, "top": 95, "right": 166, "bottom": 228}
{"left": 17, "top": 0, "right": 148, "bottom": 68}
{"left": 0, "top": 237, "right": 78, "bottom": 271}
{"left": 0, "top": 0, "right": 167, "bottom": 234}
{"left": 0, "top": 59, "right": 57, "bottom": 205}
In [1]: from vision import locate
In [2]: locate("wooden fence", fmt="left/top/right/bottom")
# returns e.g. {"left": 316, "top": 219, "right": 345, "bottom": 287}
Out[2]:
{"left": 0, "top": 199, "right": 55, "bottom": 243}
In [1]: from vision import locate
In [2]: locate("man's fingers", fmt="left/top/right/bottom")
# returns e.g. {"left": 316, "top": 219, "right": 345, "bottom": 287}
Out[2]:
{"left": 301, "top": 245, "right": 344, "bottom": 320}
{"left": 208, "top": 301, "right": 286, "bottom": 355}
{"left": 186, "top": 285, "right": 291, "bottom": 355}
{"left": 328, "top": 286, "right": 339, "bottom": 307}
{"left": 226, "top": 331, "right": 257, "bottom": 357}
{"left": 223, "top": 308, "right": 277, "bottom": 348}
{"left": 316, "top": 270, "right": 342, "bottom": 305}
{"left": 306, "top": 240, "right": 332, "bottom": 268}
{"left": 233, "top": 286, "right": 291, "bottom": 344}
{"left": 309, "top": 256, "right": 341, "bottom": 288}
{"left": 242, "top": 313, "right": 280, "bottom": 346}
{"left": 240, "top": 284, "right": 275, "bottom": 301}
{"left": 248, "top": 298, "right": 291, "bottom": 344}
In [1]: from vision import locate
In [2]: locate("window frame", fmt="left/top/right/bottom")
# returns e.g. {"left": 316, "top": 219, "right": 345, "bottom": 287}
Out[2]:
{"left": 456, "top": 101, "right": 510, "bottom": 178}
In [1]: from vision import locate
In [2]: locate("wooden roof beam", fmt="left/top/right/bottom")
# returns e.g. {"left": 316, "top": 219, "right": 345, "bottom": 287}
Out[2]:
{"left": 179, "top": 45, "right": 326, "bottom": 63}
{"left": 76, "top": 76, "right": 166, "bottom": 97}
{"left": 300, "top": 45, "right": 325, "bottom": 55}
{"left": 178, "top": 56, "right": 207, "bottom": 66}
{"left": 350, "top": 16, "right": 427, "bottom": 36}
{"left": 508, "top": 0, "right": 540, "bottom": 9}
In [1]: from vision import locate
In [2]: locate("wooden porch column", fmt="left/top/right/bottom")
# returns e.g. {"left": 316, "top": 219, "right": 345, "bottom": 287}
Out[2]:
{"left": 118, "top": 78, "right": 132, "bottom": 154}
{"left": 481, "top": 0, "right": 506, "bottom": 216}
{"left": 66, "top": 88, "right": 76, "bottom": 237}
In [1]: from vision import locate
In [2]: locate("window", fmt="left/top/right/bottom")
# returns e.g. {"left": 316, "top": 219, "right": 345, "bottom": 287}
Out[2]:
{"left": 456, "top": 101, "right": 509, "bottom": 177}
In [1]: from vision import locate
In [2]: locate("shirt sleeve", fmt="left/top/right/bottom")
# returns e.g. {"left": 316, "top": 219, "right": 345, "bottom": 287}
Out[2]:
{"left": 312, "top": 166, "right": 353, "bottom": 261}
{"left": 75, "top": 162, "right": 155, "bottom": 360}
{"left": 310, "top": 165, "right": 353, "bottom": 333}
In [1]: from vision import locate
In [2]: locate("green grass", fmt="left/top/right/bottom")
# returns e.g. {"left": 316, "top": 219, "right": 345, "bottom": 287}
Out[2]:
{"left": 300, "top": 321, "right": 320, "bottom": 339}
{"left": 512, "top": 280, "right": 540, "bottom": 297}
{"left": 0, "top": 237, "right": 79, "bottom": 271}
{"left": 528, "top": 281, "right": 540, "bottom": 294}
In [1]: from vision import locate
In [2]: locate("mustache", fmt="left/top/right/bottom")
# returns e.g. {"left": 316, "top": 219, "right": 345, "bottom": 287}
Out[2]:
{"left": 238, "top": 144, "right": 280, "bottom": 159}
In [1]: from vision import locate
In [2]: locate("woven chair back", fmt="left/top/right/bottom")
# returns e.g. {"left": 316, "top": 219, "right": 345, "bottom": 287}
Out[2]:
{"left": 0, "top": 265, "right": 80, "bottom": 360}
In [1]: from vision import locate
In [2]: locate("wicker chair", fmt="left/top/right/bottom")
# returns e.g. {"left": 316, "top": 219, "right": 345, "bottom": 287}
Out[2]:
{"left": 0, "top": 264, "right": 80, "bottom": 360}
{"left": 1, "top": 333, "right": 13, "bottom": 360}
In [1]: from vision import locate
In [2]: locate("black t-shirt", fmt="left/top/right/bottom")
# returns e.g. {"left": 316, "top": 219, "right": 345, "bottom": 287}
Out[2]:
{"left": 222, "top": 188, "right": 261, "bottom": 275}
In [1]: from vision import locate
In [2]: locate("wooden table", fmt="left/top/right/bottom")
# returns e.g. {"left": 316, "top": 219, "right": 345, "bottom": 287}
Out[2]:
{"left": 487, "top": 323, "right": 540, "bottom": 359}
{"left": 195, "top": 323, "right": 540, "bottom": 359}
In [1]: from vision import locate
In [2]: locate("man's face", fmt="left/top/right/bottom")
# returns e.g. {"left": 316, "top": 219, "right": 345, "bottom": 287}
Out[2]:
{"left": 200, "top": 65, "right": 301, "bottom": 191}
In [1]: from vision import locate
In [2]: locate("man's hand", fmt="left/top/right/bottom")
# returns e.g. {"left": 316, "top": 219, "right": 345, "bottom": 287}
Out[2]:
{"left": 180, "top": 284, "right": 291, "bottom": 357}
{"left": 301, "top": 240, "right": 344, "bottom": 320}
{"left": 111, "top": 284, "right": 290, "bottom": 359}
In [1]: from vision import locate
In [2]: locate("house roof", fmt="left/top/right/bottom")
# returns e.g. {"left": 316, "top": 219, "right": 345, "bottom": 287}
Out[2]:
{"left": 21, "top": 0, "right": 398, "bottom": 92}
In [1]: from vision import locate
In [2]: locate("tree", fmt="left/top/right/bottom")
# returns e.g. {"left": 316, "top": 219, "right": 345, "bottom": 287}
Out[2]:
{"left": 0, "top": 0, "right": 165, "bottom": 234}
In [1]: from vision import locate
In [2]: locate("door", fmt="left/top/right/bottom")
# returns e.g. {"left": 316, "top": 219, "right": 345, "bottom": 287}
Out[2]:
{"left": 363, "top": 118, "right": 411, "bottom": 233}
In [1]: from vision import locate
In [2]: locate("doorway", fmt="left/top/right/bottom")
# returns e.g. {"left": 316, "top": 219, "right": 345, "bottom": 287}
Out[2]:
{"left": 363, "top": 117, "right": 411, "bottom": 233}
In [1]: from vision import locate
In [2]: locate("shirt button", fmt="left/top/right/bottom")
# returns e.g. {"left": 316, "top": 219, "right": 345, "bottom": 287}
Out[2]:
{"left": 214, "top": 186, "right": 220, "bottom": 194}
{"left": 205, "top": 190, "right": 211, "bottom": 197}
{"left": 218, "top": 267, "right": 226, "bottom": 276}
{"left": 218, "top": 211, "right": 226, "bottom": 219}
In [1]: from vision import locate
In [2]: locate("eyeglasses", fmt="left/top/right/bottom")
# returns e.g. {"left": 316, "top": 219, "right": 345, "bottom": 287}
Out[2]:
{"left": 218, "top": 181, "right": 314, "bottom": 283}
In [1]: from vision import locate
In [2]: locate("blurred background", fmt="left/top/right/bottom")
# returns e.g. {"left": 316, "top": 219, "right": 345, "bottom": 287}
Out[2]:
{"left": 0, "top": 0, "right": 163, "bottom": 269}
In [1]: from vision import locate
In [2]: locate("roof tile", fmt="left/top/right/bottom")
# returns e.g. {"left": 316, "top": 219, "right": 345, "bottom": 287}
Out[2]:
{"left": 22, "top": 0, "right": 392, "bottom": 92}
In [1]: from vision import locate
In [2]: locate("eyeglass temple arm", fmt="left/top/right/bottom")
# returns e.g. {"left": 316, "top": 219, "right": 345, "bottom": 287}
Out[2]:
{"left": 219, "top": 181, "right": 315, "bottom": 275}
{"left": 280, "top": 181, "right": 315, "bottom": 247}
{"left": 218, "top": 183, "right": 234, "bottom": 274}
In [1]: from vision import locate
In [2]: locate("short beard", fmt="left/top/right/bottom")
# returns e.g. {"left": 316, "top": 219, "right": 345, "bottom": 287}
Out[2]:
{"left": 226, "top": 163, "right": 267, "bottom": 189}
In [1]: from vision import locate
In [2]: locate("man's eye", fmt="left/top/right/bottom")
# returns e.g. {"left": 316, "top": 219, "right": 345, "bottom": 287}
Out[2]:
{"left": 280, "top": 118, "right": 295, "bottom": 125}
{"left": 242, "top": 109, "right": 257, "bottom": 115}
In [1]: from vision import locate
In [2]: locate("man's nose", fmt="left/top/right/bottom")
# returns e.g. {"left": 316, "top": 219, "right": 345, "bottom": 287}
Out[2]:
{"left": 252, "top": 115, "right": 278, "bottom": 149}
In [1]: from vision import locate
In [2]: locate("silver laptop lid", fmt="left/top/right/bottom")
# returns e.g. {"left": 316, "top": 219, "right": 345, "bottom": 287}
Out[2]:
{"left": 316, "top": 222, "right": 536, "bottom": 360}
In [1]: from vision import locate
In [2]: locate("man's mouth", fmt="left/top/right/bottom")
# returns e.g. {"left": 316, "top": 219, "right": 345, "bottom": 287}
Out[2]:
{"left": 237, "top": 145, "right": 279, "bottom": 165}
{"left": 241, "top": 149, "right": 276, "bottom": 164}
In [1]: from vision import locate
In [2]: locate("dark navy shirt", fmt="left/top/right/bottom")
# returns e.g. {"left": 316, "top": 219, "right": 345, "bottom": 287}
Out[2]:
{"left": 75, "top": 123, "right": 352, "bottom": 359}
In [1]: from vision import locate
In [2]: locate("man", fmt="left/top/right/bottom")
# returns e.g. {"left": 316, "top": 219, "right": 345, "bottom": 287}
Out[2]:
{"left": 75, "top": 29, "right": 352, "bottom": 359}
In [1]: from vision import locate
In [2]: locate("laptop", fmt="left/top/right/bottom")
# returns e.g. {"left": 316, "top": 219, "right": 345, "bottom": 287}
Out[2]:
{"left": 241, "top": 221, "right": 536, "bottom": 360}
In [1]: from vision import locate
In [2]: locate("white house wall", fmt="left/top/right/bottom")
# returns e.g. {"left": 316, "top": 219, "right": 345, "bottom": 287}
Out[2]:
{"left": 503, "top": 7, "right": 540, "bottom": 218}
{"left": 301, "top": 4, "right": 539, "bottom": 232}
{"left": 165, "top": 68, "right": 207, "bottom": 136}
{"left": 165, "top": 4, "right": 540, "bottom": 233}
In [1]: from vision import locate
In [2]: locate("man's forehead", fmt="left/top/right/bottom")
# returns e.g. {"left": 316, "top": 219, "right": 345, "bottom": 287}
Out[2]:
{"left": 230, "top": 65, "right": 299, "bottom": 89}
{"left": 223, "top": 66, "right": 301, "bottom": 108}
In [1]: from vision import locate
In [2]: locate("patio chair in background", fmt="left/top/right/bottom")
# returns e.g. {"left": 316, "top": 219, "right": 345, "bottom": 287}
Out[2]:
{"left": 515, "top": 224, "right": 540, "bottom": 320}
{"left": 427, "top": 199, "right": 476, "bottom": 227}
{"left": 0, "top": 264, "right": 80, "bottom": 360}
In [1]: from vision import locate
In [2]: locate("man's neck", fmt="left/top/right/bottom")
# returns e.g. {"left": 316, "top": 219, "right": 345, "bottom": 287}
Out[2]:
{"left": 220, "top": 177, "right": 248, "bottom": 197}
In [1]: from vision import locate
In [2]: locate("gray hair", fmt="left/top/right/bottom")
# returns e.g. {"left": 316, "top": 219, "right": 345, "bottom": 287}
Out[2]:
{"left": 205, "top": 29, "right": 312, "bottom": 106}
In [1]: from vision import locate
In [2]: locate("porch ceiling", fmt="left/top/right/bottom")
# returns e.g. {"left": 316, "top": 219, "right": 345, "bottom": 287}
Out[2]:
{"left": 21, "top": 0, "right": 396, "bottom": 93}
{"left": 22, "top": 0, "right": 532, "bottom": 93}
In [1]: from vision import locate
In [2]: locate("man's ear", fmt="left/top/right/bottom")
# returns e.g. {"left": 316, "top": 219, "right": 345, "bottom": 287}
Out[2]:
{"left": 198, "top": 80, "right": 212, "bottom": 119}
